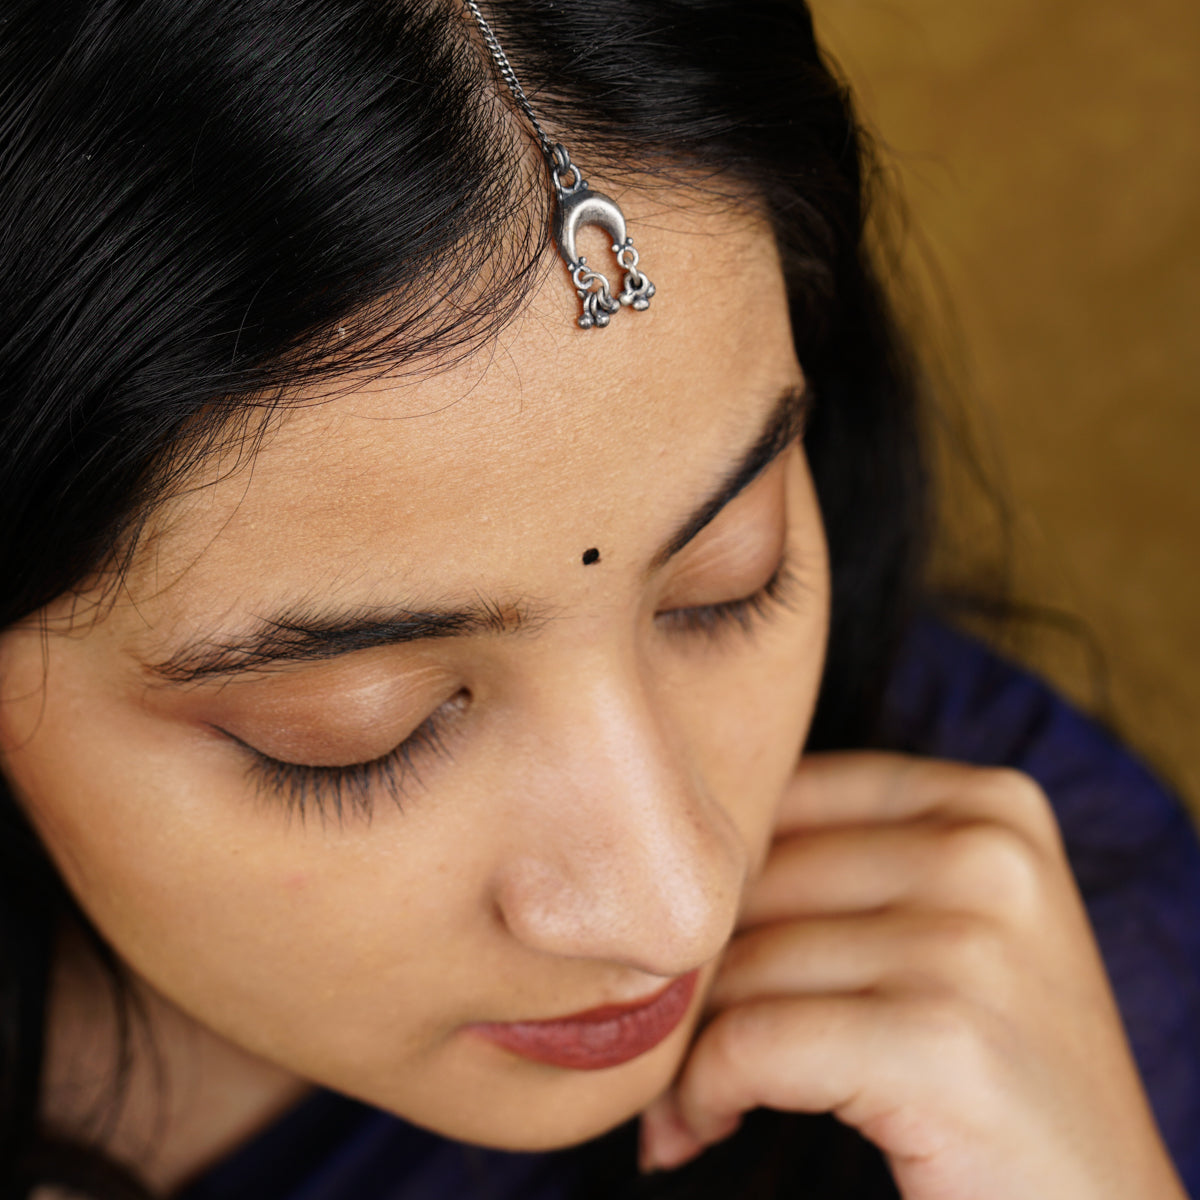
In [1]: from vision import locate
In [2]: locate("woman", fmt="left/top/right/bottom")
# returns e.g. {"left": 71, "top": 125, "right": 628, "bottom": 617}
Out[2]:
{"left": 1, "top": 0, "right": 1197, "bottom": 1196}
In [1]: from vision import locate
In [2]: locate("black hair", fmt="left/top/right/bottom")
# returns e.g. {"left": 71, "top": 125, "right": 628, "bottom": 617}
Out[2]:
{"left": 0, "top": 0, "right": 924, "bottom": 1194}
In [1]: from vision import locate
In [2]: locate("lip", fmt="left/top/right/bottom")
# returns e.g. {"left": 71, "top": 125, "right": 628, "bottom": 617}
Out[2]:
{"left": 469, "top": 969, "right": 700, "bottom": 1071}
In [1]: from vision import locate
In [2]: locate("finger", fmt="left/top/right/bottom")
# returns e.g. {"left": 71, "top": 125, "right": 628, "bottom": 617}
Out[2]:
{"left": 658, "top": 993, "right": 1190, "bottom": 1198}
{"left": 777, "top": 752, "right": 1061, "bottom": 849}
{"left": 711, "top": 909, "right": 1012, "bottom": 1011}
{"left": 742, "top": 814, "right": 1058, "bottom": 927}
{"left": 669, "top": 993, "right": 902, "bottom": 1150}
{"left": 740, "top": 821, "right": 941, "bottom": 922}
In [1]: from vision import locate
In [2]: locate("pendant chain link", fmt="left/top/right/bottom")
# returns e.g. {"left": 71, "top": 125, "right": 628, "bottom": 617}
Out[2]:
{"left": 461, "top": 0, "right": 555, "bottom": 165}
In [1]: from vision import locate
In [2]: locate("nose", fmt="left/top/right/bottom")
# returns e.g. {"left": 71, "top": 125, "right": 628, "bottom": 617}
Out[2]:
{"left": 490, "top": 661, "right": 746, "bottom": 977}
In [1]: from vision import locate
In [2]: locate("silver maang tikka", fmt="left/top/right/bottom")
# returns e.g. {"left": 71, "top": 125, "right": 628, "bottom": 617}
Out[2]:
{"left": 462, "top": 0, "right": 656, "bottom": 329}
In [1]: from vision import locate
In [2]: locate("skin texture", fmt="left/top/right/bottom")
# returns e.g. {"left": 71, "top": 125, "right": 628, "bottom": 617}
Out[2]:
{"left": 0, "top": 194, "right": 1187, "bottom": 1198}
{"left": 2, "top": 198, "right": 824, "bottom": 1186}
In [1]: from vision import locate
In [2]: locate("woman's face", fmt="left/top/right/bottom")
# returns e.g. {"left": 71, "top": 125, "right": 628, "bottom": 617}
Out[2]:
{"left": 0, "top": 196, "right": 829, "bottom": 1150}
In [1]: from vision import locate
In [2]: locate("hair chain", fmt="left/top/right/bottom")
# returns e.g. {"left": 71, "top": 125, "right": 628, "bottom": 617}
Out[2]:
{"left": 460, "top": 0, "right": 555, "bottom": 164}
{"left": 460, "top": 0, "right": 656, "bottom": 329}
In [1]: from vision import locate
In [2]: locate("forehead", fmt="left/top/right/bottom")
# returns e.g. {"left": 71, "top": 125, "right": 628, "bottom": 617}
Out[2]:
{"left": 128, "top": 197, "right": 799, "bottom": 628}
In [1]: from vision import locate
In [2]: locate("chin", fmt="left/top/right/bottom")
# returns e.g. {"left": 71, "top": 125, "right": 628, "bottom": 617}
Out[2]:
{"left": 430, "top": 1077, "right": 659, "bottom": 1154}
{"left": 349, "top": 1014, "right": 697, "bottom": 1154}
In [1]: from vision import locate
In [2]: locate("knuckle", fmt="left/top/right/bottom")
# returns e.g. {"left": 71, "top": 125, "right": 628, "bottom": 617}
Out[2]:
{"left": 710, "top": 1000, "right": 766, "bottom": 1069}
{"left": 910, "top": 913, "right": 1009, "bottom": 993}
{"left": 681, "top": 1002, "right": 784, "bottom": 1130}
{"left": 976, "top": 767, "right": 1060, "bottom": 844}
{"left": 937, "top": 819, "right": 1044, "bottom": 914}
{"left": 703, "top": 999, "right": 784, "bottom": 1090}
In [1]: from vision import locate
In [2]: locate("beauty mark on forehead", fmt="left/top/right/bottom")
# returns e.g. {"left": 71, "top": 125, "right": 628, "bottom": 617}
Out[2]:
{"left": 141, "top": 384, "right": 809, "bottom": 684}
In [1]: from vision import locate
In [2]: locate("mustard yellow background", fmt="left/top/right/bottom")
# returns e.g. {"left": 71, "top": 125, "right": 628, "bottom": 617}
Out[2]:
{"left": 808, "top": 0, "right": 1200, "bottom": 812}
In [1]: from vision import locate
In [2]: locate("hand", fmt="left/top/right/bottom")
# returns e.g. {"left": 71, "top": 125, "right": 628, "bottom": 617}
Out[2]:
{"left": 639, "top": 752, "right": 1188, "bottom": 1200}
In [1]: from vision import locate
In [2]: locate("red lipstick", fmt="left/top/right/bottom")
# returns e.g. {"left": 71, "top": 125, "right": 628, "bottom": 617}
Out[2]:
{"left": 471, "top": 970, "right": 699, "bottom": 1071}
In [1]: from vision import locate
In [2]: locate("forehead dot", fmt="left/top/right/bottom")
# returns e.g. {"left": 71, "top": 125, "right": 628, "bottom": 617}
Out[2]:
{"left": 581, "top": 547, "right": 601, "bottom": 566}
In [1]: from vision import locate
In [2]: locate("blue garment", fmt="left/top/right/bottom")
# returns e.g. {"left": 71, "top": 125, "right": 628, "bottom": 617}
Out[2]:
{"left": 179, "top": 617, "right": 1200, "bottom": 1199}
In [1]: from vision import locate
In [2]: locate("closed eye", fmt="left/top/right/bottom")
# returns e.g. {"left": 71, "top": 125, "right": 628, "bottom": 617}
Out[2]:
{"left": 222, "top": 553, "right": 798, "bottom": 825}
{"left": 655, "top": 553, "right": 798, "bottom": 640}
{"left": 221, "top": 692, "right": 466, "bottom": 824}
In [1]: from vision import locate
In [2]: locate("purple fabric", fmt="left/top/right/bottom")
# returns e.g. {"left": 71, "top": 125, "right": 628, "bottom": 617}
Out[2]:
{"left": 179, "top": 617, "right": 1200, "bottom": 1198}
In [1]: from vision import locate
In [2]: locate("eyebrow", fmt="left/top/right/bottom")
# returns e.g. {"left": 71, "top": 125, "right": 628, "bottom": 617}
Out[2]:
{"left": 146, "top": 384, "right": 810, "bottom": 684}
{"left": 648, "top": 383, "right": 809, "bottom": 570}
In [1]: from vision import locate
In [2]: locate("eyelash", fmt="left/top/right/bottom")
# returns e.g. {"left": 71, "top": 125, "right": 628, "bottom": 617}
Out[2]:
{"left": 242, "top": 553, "right": 798, "bottom": 821}
{"left": 241, "top": 708, "right": 454, "bottom": 824}
{"left": 654, "top": 553, "right": 798, "bottom": 639}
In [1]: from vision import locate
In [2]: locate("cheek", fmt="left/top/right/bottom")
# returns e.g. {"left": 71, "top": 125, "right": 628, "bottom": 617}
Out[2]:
{"left": 1, "top": 670, "right": 495, "bottom": 1071}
